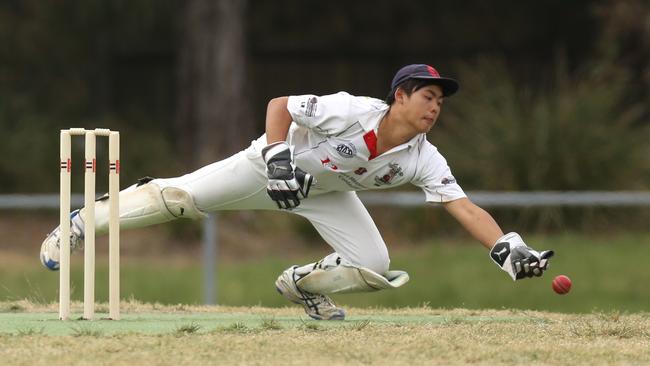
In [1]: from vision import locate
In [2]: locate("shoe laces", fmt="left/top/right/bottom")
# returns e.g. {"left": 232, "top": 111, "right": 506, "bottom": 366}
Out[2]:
{"left": 291, "top": 269, "right": 337, "bottom": 314}
{"left": 306, "top": 291, "right": 336, "bottom": 308}
{"left": 300, "top": 290, "right": 337, "bottom": 314}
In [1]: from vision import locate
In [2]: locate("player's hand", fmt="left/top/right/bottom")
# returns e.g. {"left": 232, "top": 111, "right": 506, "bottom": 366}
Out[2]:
{"left": 489, "top": 232, "right": 554, "bottom": 281}
{"left": 262, "top": 141, "right": 314, "bottom": 210}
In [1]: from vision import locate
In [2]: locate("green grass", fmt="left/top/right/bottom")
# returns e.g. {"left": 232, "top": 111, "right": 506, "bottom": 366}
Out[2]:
{"left": 2, "top": 232, "right": 650, "bottom": 313}
{"left": 0, "top": 306, "right": 549, "bottom": 336}
{"left": 0, "top": 305, "right": 533, "bottom": 336}
{"left": 1, "top": 305, "right": 649, "bottom": 365}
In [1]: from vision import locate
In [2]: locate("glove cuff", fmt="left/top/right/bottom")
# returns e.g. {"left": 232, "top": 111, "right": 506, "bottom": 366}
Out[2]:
{"left": 489, "top": 232, "right": 525, "bottom": 281}
{"left": 493, "top": 232, "right": 525, "bottom": 248}
{"left": 262, "top": 141, "right": 290, "bottom": 162}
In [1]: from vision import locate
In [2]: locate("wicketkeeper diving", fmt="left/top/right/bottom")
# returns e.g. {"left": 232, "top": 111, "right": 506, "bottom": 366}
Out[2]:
{"left": 40, "top": 64, "right": 554, "bottom": 320}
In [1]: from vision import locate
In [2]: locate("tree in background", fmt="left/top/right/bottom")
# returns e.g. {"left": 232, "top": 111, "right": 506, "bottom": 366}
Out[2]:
{"left": 594, "top": 0, "right": 650, "bottom": 113}
{"left": 176, "top": 0, "right": 253, "bottom": 168}
{"left": 432, "top": 56, "right": 648, "bottom": 192}
{"left": 0, "top": 0, "right": 646, "bottom": 192}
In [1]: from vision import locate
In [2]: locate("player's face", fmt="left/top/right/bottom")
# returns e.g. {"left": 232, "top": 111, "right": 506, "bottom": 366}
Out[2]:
{"left": 402, "top": 84, "right": 444, "bottom": 133}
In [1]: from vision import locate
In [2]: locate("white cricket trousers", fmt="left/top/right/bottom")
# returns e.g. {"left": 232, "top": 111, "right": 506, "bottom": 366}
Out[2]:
{"left": 153, "top": 143, "right": 390, "bottom": 274}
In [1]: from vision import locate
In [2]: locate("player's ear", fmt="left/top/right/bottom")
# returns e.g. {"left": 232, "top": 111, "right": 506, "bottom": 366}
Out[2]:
{"left": 394, "top": 87, "right": 406, "bottom": 104}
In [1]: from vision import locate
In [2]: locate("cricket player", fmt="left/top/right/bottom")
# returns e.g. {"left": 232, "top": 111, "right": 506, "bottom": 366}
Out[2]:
{"left": 41, "top": 64, "right": 554, "bottom": 320}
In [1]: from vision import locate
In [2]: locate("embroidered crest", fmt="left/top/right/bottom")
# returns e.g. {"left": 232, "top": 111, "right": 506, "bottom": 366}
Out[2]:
{"left": 336, "top": 143, "right": 357, "bottom": 158}
{"left": 374, "top": 163, "right": 404, "bottom": 186}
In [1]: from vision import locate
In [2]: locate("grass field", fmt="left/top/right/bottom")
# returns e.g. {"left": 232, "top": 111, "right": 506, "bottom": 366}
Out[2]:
{"left": 1, "top": 301, "right": 649, "bottom": 365}
{"left": 2, "top": 232, "right": 650, "bottom": 365}
{"left": 3, "top": 232, "right": 650, "bottom": 313}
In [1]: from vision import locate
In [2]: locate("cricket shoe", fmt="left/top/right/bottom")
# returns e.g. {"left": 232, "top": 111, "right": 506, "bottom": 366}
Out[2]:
{"left": 40, "top": 210, "right": 84, "bottom": 271}
{"left": 275, "top": 265, "right": 346, "bottom": 321}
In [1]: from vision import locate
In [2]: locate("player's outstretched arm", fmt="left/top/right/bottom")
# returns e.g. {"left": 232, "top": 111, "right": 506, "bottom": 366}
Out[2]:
{"left": 443, "top": 198, "right": 554, "bottom": 280}
{"left": 442, "top": 198, "right": 503, "bottom": 249}
{"left": 261, "top": 97, "right": 315, "bottom": 210}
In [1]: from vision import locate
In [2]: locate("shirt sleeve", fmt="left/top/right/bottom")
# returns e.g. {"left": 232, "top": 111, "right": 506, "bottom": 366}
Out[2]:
{"left": 412, "top": 142, "right": 467, "bottom": 203}
{"left": 286, "top": 92, "right": 354, "bottom": 135}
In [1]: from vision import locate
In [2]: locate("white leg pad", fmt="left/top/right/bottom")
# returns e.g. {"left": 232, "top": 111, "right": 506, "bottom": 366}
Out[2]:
{"left": 79, "top": 181, "right": 207, "bottom": 235}
{"left": 296, "top": 255, "right": 409, "bottom": 295}
{"left": 160, "top": 186, "right": 208, "bottom": 220}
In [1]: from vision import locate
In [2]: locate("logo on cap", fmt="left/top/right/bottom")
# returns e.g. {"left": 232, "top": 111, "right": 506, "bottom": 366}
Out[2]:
{"left": 426, "top": 65, "right": 440, "bottom": 77}
{"left": 389, "top": 64, "right": 460, "bottom": 97}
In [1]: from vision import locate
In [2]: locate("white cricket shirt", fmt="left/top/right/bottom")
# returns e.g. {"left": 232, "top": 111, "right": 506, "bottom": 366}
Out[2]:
{"left": 256, "top": 92, "right": 466, "bottom": 203}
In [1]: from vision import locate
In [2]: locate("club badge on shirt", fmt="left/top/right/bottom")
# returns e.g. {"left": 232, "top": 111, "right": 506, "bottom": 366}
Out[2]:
{"left": 336, "top": 143, "right": 357, "bottom": 158}
{"left": 374, "top": 163, "right": 403, "bottom": 186}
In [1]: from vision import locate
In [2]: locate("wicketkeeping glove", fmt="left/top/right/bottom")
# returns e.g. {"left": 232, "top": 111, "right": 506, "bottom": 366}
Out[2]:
{"left": 489, "top": 232, "right": 554, "bottom": 281}
{"left": 261, "top": 141, "right": 314, "bottom": 210}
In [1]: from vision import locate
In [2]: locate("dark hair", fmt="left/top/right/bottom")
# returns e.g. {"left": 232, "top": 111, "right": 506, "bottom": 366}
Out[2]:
{"left": 385, "top": 79, "right": 440, "bottom": 105}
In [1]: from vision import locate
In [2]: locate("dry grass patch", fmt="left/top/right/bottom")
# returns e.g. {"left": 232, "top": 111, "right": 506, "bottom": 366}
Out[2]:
{"left": 2, "top": 301, "right": 650, "bottom": 365}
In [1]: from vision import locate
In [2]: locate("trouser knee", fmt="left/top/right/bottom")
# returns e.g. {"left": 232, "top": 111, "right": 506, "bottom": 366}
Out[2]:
{"left": 358, "top": 255, "right": 390, "bottom": 275}
{"left": 347, "top": 245, "right": 390, "bottom": 274}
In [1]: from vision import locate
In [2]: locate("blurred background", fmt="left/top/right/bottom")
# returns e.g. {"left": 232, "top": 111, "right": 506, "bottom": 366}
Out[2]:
{"left": 1, "top": 0, "right": 649, "bottom": 313}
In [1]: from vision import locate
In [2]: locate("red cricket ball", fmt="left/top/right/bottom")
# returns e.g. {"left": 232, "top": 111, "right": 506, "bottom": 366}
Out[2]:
{"left": 552, "top": 275, "right": 572, "bottom": 295}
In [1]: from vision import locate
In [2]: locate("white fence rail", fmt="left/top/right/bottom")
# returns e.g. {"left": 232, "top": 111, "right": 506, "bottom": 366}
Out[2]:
{"left": 358, "top": 191, "right": 650, "bottom": 207}
{"left": 3, "top": 191, "right": 650, "bottom": 209}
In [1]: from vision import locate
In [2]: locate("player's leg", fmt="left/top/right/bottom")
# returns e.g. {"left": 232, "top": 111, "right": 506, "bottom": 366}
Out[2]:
{"left": 39, "top": 175, "right": 208, "bottom": 270}
{"left": 40, "top": 147, "right": 273, "bottom": 270}
{"left": 164, "top": 148, "right": 275, "bottom": 213}
{"left": 274, "top": 191, "right": 409, "bottom": 320}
